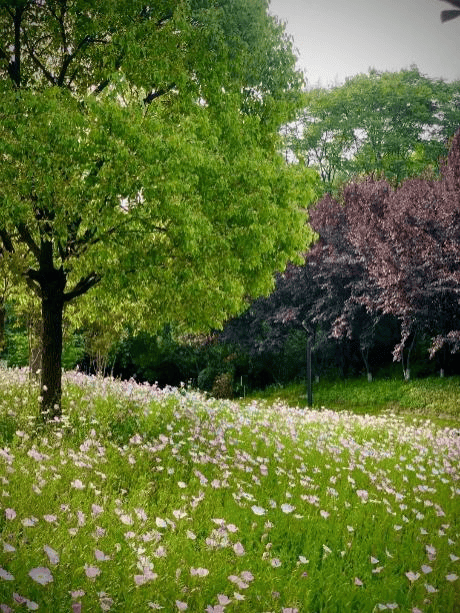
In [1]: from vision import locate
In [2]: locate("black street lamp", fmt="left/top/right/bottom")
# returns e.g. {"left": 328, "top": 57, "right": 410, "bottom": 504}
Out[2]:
{"left": 301, "top": 320, "right": 313, "bottom": 407}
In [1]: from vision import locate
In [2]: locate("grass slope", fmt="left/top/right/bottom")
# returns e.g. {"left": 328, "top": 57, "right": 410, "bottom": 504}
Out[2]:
{"left": 0, "top": 369, "right": 459, "bottom": 613}
{"left": 250, "top": 377, "right": 460, "bottom": 424}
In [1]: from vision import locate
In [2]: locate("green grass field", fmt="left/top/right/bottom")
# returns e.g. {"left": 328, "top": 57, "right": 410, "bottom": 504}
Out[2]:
{"left": 0, "top": 369, "right": 459, "bottom": 612}
{"left": 250, "top": 376, "right": 460, "bottom": 424}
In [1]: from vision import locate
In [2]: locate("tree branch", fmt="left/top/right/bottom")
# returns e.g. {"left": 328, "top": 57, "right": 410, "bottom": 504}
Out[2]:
{"left": 64, "top": 272, "right": 102, "bottom": 303}
{"left": 25, "top": 268, "right": 42, "bottom": 297}
{"left": 143, "top": 83, "right": 176, "bottom": 105}
{"left": 17, "top": 223, "right": 41, "bottom": 260}
{"left": 0, "top": 230, "right": 15, "bottom": 254}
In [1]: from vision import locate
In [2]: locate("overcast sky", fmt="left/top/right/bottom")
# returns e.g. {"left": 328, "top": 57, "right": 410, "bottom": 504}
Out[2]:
{"left": 268, "top": 0, "right": 460, "bottom": 87}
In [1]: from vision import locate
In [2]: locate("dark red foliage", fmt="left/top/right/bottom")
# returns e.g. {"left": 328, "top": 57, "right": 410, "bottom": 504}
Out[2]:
{"left": 337, "top": 129, "right": 460, "bottom": 359}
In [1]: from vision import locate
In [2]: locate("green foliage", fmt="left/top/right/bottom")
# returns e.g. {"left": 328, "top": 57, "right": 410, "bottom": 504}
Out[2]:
{"left": 0, "top": 0, "right": 318, "bottom": 415}
{"left": 289, "top": 67, "right": 460, "bottom": 192}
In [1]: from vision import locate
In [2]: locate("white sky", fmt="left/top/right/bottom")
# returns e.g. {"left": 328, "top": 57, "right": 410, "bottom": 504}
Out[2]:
{"left": 268, "top": 0, "right": 460, "bottom": 87}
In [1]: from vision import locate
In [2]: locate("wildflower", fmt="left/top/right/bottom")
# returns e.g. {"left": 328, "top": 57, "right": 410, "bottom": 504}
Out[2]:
{"left": 425, "top": 583, "right": 438, "bottom": 592}
{"left": 44, "top": 545, "right": 59, "bottom": 565}
{"left": 251, "top": 505, "right": 266, "bottom": 516}
{"left": 446, "top": 574, "right": 458, "bottom": 582}
{"left": 271, "top": 558, "right": 282, "bottom": 568}
{"left": 175, "top": 601, "right": 187, "bottom": 611}
{"left": 405, "top": 571, "right": 420, "bottom": 582}
{"left": 43, "top": 514, "right": 58, "bottom": 523}
{"left": 29, "top": 567, "right": 53, "bottom": 585}
{"left": 281, "top": 503, "right": 295, "bottom": 513}
{"left": 190, "top": 567, "right": 209, "bottom": 577}
{"left": 85, "top": 565, "right": 101, "bottom": 579}
{"left": 217, "top": 595, "right": 232, "bottom": 605}
{"left": 233, "top": 542, "right": 245, "bottom": 556}
{"left": 354, "top": 577, "right": 363, "bottom": 586}
{"left": 92, "top": 504, "right": 104, "bottom": 516}
{"left": 95, "top": 549, "right": 111, "bottom": 562}
{"left": 320, "top": 510, "right": 330, "bottom": 519}
{"left": 421, "top": 565, "right": 432, "bottom": 574}
{"left": 4, "top": 508, "right": 15, "bottom": 520}
{"left": 71, "top": 479, "right": 85, "bottom": 490}
{"left": 155, "top": 517, "right": 167, "bottom": 528}
{"left": 0, "top": 567, "right": 14, "bottom": 580}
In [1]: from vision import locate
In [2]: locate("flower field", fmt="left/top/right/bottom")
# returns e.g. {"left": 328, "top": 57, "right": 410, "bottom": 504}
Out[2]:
{"left": 0, "top": 369, "right": 459, "bottom": 612}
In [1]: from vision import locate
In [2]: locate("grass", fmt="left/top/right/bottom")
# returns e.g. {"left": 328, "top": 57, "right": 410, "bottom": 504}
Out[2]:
{"left": 250, "top": 376, "right": 460, "bottom": 425}
{"left": 0, "top": 368, "right": 459, "bottom": 612}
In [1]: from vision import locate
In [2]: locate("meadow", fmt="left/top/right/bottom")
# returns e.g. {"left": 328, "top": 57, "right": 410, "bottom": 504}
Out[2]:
{"left": 0, "top": 369, "right": 459, "bottom": 612}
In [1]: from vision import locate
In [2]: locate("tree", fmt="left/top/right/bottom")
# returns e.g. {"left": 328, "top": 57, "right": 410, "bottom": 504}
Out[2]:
{"left": 0, "top": 0, "right": 317, "bottom": 418}
{"left": 224, "top": 129, "right": 460, "bottom": 381}
{"left": 287, "top": 68, "right": 460, "bottom": 191}
{"left": 303, "top": 130, "right": 458, "bottom": 379}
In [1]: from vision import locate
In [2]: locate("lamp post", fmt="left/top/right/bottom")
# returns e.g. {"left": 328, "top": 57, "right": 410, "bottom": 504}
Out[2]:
{"left": 302, "top": 320, "right": 313, "bottom": 406}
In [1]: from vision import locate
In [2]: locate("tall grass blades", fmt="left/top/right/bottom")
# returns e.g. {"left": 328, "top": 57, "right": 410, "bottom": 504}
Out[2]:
{"left": 0, "top": 369, "right": 459, "bottom": 612}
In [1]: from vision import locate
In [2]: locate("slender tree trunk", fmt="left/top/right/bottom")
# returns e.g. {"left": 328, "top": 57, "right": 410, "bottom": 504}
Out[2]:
{"left": 40, "top": 267, "right": 65, "bottom": 419}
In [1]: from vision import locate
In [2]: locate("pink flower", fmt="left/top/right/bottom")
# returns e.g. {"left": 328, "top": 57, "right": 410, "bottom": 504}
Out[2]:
{"left": 43, "top": 545, "right": 59, "bottom": 565}
{"left": 91, "top": 504, "right": 104, "bottom": 516}
{"left": 175, "top": 601, "right": 187, "bottom": 611}
{"left": 405, "top": 571, "right": 420, "bottom": 582}
{"left": 217, "top": 595, "right": 232, "bottom": 605}
{"left": 190, "top": 567, "right": 209, "bottom": 577}
{"left": 4, "top": 508, "right": 16, "bottom": 520}
{"left": 120, "top": 514, "right": 133, "bottom": 525}
{"left": 446, "top": 573, "right": 458, "bottom": 582}
{"left": 354, "top": 577, "right": 363, "bottom": 586}
{"left": 29, "top": 567, "right": 53, "bottom": 585}
{"left": 233, "top": 542, "right": 245, "bottom": 556}
{"left": 72, "top": 605, "right": 82, "bottom": 613}
{"left": 85, "top": 565, "right": 101, "bottom": 579}
{"left": 95, "top": 549, "right": 111, "bottom": 562}
{"left": 71, "top": 479, "right": 85, "bottom": 490}
{"left": 0, "top": 567, "right": 14, "bottom": 580}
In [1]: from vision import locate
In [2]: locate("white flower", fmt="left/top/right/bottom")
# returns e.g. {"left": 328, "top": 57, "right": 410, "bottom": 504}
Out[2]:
{"left": 251, "top": 505, "right": 266, "bottom": 516}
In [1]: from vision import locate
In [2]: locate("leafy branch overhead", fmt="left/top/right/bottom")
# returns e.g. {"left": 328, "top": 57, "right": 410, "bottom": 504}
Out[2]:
{"left": 0, "top": 0, "right": 318, "bottom": 417}
{"left": 440, "top": 0, "right": 460, "bottom": 22}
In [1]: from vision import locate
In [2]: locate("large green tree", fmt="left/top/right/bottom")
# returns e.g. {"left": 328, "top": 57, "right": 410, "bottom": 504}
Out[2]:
{"left": 288, "top": 67, "right": 460, "bottom": 191}
{"left": 0, "top": 0, "right": 317, "bottom": 417}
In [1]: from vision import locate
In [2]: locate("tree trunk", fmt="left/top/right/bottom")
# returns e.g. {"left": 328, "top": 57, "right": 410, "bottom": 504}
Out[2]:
{"left": 40, "top": 267, "right": 65, "bottom": 419}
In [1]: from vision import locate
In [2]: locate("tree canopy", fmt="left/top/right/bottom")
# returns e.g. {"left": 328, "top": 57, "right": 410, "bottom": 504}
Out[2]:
{"left": 223, "top": 129, "right": 460, "bottom": 379}
{"left": 0, "top": 0, "right": 318, "bottom": 416}
{"left": 287, "top": 68, "right": 460, "bottom": 191}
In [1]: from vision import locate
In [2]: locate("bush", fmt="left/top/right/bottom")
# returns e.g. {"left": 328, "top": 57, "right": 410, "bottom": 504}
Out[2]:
{"left": 211, "top": 372, "right": 234, "bottom": 399}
